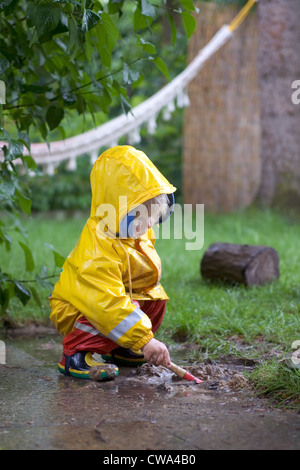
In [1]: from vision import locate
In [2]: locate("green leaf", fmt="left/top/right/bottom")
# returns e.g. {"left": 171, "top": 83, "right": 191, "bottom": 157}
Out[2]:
{"left": 151, "top": 57, "right": 171, "bottom": 80}
{"left": 21, "top": 84, "right": 51, "bottom": 94}
{"left": 85, "top": 29, "right": 93, "bottom": 62}
{"left": 30, "top": 286, "right": 42, "bottom": 308}
{"left": 76, "top": 94, "right": 86, "bottom": 115}
{"left": 0, "top": 54, "right": 9, "bottom": 74}
{"left": 82, "top": 8, "right": 100, "bottom": 32}
{"left": 120, "top": 94, "right": 131, "bottom": 115}
{"left": 18, "top": 133, "right": 31, "bottom": 153}
{"left": 180, "top": 0, "right": 196, "bottom": 11}
{"left": 123, "top": 63, "right": 140, "bottom": 86}
{"left": 38, "top": 121, "right": 48, "bottom": 141}
{"left": 132, "top": 74, "right": 144, "bottom": 90}
{"left": 133, "top": 5, "right": 151, "bottom": 30}
{"left": 44, "top": 243, "right": 66, "bottom": 268}
{"left": 40, "top": 265, "right": 48, "bottom": 278}
{"left": 0, "top": 179, "right": 16, "bottom": 201}
{"left": 13, "top": 281, "right": 31, "bottom": 306}
{"left": 0, "top": 227, "right": 12, "bottom": 248}
{"left": 29, "top": 27, "right": 39, "bottom": 47}
{"left": 2, "top": 133, "right": 23, "bottom": 162}
{"left": 5, "top": 140, "right": 23, "bottom": 161}
{"left": 0, "top": 0, "right": 15, "bottom": 13}
{"left": 95, "top": 12, "right": 119, "bottom": 67}
{"left": 22, "top": 155, "right": 37, "bottom": 171}
{"left": 97, "top": 87, "right": 112, "bottom": 113}
{"left": 46, "top": 106, "right": 64, "bottom": 131}
{"left": 181, "top": 11, "right": 197, "bottom": 39}
{"left": 67, "top": 16, "right": 79, "bottom": 56}
{"left": 137, "top": 36, "right": 156, "bottom": 55}
{"left": 15, "top": 189, "right": 32, "bottom": 215}
{"left": 35, "top": 273, "right": 54, "bottom": 291}
{"left": 18, "top": 241, "right": 35, "bottom": 272}
{"left": 0, "top": 286, "right": 10, "bottom": 315}
{"left": 26, "top": 3, "right": 61, "bottom": 38}
{"left": 53, "top": 251, "right": 65, "bottom": 268}
{"left": 167, "top": 14, "right": 177, "bottom": 46}
{"left": 107, "top": 0, "right": 122, "bottom": 15}
{"left": 141, "top": 0, "right": 155, "bottom": 18}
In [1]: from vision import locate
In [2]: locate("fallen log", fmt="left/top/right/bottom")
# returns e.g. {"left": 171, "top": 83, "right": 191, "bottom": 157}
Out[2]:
{"left": 200, "top": 243, "right": 280, "bottom": 287}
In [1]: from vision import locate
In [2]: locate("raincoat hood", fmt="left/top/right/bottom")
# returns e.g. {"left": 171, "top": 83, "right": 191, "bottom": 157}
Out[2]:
{"left": 90, "top": 146, "right": 176, "bottom": 236}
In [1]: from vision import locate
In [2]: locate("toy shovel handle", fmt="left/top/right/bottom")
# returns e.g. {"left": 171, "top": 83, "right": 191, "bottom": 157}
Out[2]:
{"left": 168, "top": 361, "right": 203, "bottom": 383}
{"left": 168, "top": 362, "right": 188, "bottom": 379}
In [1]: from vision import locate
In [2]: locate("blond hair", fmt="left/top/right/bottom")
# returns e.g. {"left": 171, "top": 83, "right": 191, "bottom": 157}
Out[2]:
{"left": 139, "top": 194, "right": 169, "bottom": 223}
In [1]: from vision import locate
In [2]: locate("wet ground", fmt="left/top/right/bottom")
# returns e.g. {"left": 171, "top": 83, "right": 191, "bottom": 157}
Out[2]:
{"left": 0, "top": 331, "right": 299, "bottom": 450}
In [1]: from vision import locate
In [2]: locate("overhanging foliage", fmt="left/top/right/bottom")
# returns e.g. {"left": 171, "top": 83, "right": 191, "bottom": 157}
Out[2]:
{"left": 0, "top": 0, "right": 197, "bottom": 317}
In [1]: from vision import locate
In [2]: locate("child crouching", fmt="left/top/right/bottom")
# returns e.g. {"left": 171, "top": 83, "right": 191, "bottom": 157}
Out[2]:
{"left": 49, "top": 145, "right": 176, "bottom": 380}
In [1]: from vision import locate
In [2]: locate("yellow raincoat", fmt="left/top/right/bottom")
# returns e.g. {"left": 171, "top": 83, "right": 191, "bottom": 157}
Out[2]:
{"left": 49, "top": 146, "right": 176, "bottom": 352}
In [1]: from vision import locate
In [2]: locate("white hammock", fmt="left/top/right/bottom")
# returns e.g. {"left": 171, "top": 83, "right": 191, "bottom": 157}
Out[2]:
{"left": 1, "top": 1, "right": 257, "bottom": 175}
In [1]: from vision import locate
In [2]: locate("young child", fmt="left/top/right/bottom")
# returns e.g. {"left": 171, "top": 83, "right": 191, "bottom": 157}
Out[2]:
{"left": 49, "top": 145, "right": 176, "bottom": 380}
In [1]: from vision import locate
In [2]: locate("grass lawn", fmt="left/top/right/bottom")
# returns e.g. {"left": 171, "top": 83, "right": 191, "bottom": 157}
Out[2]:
{"left": 1, "top": 206, "right": 300, "bottom": 408}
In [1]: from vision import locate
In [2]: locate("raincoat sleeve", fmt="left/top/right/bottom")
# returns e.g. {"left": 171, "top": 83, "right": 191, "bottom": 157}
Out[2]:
{"left": 66, "top": 240, "right": 154, "bottom": 352}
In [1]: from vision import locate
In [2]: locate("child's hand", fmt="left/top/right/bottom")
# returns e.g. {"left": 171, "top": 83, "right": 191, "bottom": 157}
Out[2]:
{"left": 141, "top": 338, "right": 171, "bottom": 368}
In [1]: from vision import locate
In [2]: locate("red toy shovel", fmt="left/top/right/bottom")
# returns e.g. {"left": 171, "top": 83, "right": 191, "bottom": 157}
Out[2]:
{"left": 168, "top": 362, "right": 203, "bottom": 384}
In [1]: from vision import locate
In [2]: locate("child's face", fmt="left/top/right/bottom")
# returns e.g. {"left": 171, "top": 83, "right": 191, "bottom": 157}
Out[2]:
{"left": 132, "top": 202, "right": 162, "bottom": 237}
{"left": 133, "top": 207, "right": 156, "bottom": 237}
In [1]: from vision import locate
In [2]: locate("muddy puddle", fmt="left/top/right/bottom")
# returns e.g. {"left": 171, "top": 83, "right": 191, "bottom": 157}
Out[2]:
{"left": 127, "top": 362, "right": 250, "bottom": 395}
{"left": 0, "top": 333, "right": 299, "bottom": 450}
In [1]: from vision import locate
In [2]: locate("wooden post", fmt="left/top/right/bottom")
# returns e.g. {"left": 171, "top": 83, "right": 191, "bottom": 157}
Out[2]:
{"left": 257, "top": 0, "right": 300, "bottom": 210}
{"left": 183, "top": 2, "right": 260, "bottom": 212}
{"left": 200, "top": 243, "right": 280, "bottom": 286}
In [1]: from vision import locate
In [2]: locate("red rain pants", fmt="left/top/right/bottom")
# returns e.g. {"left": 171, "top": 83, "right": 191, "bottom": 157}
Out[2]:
{"left": 62, "top": 300, "right": 167, "bottom": 356}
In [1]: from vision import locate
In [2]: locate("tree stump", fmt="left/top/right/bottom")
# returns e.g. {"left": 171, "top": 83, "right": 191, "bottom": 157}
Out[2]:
{"left": 200, "top": 243, "right": 280, "bottom": 287}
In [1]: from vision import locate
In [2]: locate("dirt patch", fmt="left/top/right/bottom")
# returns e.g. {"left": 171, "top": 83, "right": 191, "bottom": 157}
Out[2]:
{"left": 188, "top": 363, "right": 250, "bottom": 391}
{"left": 129, "top": 362, "right": 250, "bottom": 393}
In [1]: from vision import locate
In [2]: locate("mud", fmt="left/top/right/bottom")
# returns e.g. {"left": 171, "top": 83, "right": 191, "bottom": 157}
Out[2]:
{"left": 0, "top": 333, "right": 299, "bottom": 450}
{"left": 129, "top": 363, "right": 250, "bottom": 393}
